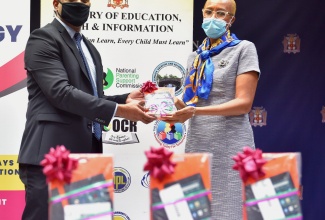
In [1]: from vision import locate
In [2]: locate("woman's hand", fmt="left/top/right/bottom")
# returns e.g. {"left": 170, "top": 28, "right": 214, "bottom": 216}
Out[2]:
{"left": 174, "top": 97, "right": 187, "bottom": 110}
{"left": 160, "top": 106, "right": 195, "bottom": 123}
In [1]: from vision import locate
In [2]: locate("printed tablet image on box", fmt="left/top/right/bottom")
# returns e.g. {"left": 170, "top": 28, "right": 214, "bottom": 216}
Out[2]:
{"left": 245, "top": 172, "right": 302, "bottom": 220}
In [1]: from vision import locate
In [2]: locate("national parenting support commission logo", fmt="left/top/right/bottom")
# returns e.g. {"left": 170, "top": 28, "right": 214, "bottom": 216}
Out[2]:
{"left": 153, "top": 121, "right": 186, "bottom": 149}
{"left": 103, "top": 67, "right": 142, "bottom": 90}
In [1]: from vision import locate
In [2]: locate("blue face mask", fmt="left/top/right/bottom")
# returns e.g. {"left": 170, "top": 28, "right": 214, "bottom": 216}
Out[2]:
{"left": 202, "top": 18, "right": 227, "bottom": 39}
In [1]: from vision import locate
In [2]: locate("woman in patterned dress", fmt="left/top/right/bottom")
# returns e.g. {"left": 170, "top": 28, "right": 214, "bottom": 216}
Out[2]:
{"left": 162, "top": 0, "right": 260, "bottom": 219}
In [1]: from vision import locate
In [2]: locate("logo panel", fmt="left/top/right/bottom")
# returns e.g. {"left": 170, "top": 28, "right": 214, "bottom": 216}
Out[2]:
{"left": 104, "top": 67, "right": 142, "bottom": 91}
{"left": 152, "top": 61, "right": 186, "bottom": 96}
{"left": 282, "top": 34, "right": 301, "bottom": 54}
{"left": 153, "top": 121, "right": 186, "bottom": 149}
{"left": 113, "top": 211, "right": 131, "bottom": 220}
{"left": 103, "top": 68, "right": 114, "bottom": 90}
{"left": 107, "top": 0, "right": 129, "bottom": 9}
{"left": 140, "top": 172, "right": 150, "bottom": 188}
{"left": 249, "top": 107, "right": 267, "bottom": 127}
{"left": 113, "top": 167, "right": 131, "bottom": 193}
{"left": 103, "top": 118, "right": 139, "bottom": 145}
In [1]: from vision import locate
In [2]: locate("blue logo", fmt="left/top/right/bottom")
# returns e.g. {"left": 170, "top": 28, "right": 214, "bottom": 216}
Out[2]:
{"left": 141, "top": 172, "right": 150, "bottom": 188}
{"left": 113, "top": 211, "right": 131, "bottom": 220}
{"left": 153, "top": 120, "right": 187, "bottom": 149}
{"left": 114, "top": 167, "right": 131, "bottom": 193}
{"left": 152, "top": 61, "right": 186, "bottom": 96}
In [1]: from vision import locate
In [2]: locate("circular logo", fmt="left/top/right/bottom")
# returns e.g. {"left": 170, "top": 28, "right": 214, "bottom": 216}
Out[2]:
{"left": 103, "top": 68, "right": 114, "bottom": 90}
{"left": 152, "top": 61, "right": 186, "bottom": 96}
{"left": 114, "top": 211, "right": 131, "bottom": 220}
{"left": 114, "top": 167, "right": 131, "bottom": 193}
{"left": 153, "top": 120, "right": 186, "bottom": 149}
{"left": 141, "top": 172, "right": 150, "bottom": 188}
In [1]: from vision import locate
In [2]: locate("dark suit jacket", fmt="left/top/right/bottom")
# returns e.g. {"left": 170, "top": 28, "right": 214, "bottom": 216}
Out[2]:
{"left": 18, "top": 19, "right": 128, "bottom": 165}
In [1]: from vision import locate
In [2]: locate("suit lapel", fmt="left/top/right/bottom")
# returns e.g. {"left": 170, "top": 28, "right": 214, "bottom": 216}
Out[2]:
{"left": 51, "top": 19, "right": 91, "bottom": 82}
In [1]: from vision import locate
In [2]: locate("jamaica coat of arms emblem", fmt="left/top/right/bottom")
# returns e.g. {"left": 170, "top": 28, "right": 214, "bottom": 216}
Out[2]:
{"left": 249, "top": 107, "right": 267, "bottom": 127}
{"left": 320, "top": 106, "right": 325, "bottom": 123}
{"left": 282, "top": 34, "right": 301, "bottom": 54}
{"left": 107, "top": 0, "right": 129, "bottom": 9}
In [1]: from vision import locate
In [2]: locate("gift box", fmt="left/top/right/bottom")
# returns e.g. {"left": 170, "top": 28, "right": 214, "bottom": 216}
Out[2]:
{"left": 48, "top": 154, "right": 114, "bottom": 220}
{"left": 144, "top": 87, "right": 177, "bottom": 117}
{"left": 148, "top": 152, "right": 213, "bottom": 220}
{"left": 239, "top": 152, "right": 303, "bottom": 220}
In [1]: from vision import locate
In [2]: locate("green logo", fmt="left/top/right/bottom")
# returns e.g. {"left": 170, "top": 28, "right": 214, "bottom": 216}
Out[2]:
{"left": 103, "top": 68, "right": 114, "bottom": 90}
{"left": 103, "top": 124, "right": 111, "bottom": 131}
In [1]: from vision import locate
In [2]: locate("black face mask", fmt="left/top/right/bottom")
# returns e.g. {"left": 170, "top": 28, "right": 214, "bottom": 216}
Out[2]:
{"left": 57, "top": 0, "right": 90, "bottom": 27}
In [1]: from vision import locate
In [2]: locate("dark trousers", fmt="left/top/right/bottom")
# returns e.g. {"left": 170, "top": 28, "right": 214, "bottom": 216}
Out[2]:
{"left": 19, "top": 135, "right": 102, "bottom": 220}
{"left": 91, "top": 134, "right": 102, "bottom": 153}
{"left": 19, "top": 164, "right": 48, "bottom": 220}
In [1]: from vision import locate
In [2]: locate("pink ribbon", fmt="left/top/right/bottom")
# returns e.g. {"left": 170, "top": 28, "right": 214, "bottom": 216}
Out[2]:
{"left": 143, "top": 146, "right": 177, "bottom": 181}
{"left": 148, "top": 101, "right": 174, "bottom": 116}
{"left": 141, "top": 80, "right": 158, "bottom": 93}
{"left": 40, "top": 145, "right": 78, "bottom": 183}
{"left": 232, "top": 146, "right": 267, "bottom": 182}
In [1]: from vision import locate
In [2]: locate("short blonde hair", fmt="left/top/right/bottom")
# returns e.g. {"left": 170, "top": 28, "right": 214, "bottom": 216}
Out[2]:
{"left": 230, "top": 0, "right": 236, "bottom": 15}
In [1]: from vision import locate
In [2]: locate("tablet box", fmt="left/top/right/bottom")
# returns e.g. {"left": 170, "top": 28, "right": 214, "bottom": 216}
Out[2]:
{"left": 149, "top": 153, "right": 212, "bottom": 220}
{"left": 48, "top": 154, "right": 114, "bottom": 220}
{"left": 144, "top": 87, "right": 177, "bottom": 117}
{"left": 243, "top": 153, "right": 303, "bottom": 220}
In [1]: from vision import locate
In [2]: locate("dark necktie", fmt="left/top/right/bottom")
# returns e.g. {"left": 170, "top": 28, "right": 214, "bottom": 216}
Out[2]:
{"left": 74, "top": 33, "right": 101, "bottom": 140}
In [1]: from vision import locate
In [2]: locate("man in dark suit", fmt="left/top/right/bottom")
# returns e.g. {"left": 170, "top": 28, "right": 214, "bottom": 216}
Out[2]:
{"left": 18, "top": 0, "right": 156, "bottom": 219}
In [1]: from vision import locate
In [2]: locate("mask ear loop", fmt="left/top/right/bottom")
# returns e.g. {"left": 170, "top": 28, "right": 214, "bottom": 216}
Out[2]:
{"left": 227, "top": 16, "right": 235, "bottom": 28}
{"left": 53, "top": 0, "right": 63, "bottom": 18}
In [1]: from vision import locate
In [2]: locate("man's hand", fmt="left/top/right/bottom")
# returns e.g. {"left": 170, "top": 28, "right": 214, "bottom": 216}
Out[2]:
{"left": 115, "top": 100, "right": 156, "bottom": 124}
{"left": 126, "top": 89, "right": 145, "bottom": 103}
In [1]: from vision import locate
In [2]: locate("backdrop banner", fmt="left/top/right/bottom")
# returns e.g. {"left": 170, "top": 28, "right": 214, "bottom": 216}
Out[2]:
{"left": 0, "top": 0, "right": 30, "bottom": 219}
{"left": 191, "top": 0, "right": 325, "bottom": 219}
{"left": 40, "top": 0, "right": 193, "bottom": 219}
{"left": 2, "top": 0, "right": 325, "bottom": 219}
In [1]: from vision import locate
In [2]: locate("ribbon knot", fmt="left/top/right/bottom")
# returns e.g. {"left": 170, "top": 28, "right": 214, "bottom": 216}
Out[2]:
{"left": 232, "top": 146, "right": 267, "bottom": 182}
{"left": 143, "top": 146, "right": 177, "bottom": 181}
{"left": 40, "top": 145, "right": 78, "bottom": 183}
{"left": 200, "top": 50, "right": 210, "bottom": 61}
{"left": 141, "top": 80, "right": 158, "bottom": 93}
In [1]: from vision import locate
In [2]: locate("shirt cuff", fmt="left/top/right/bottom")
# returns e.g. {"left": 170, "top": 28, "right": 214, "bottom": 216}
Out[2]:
{"left": 112, "top": 103, "right": 118, "bottom": 118}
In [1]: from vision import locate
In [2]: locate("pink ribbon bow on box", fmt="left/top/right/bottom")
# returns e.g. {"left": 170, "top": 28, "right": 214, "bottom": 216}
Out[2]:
{"left": 143, "top": 146, "right": 177, "bottom": 181}
{"left": 40, "top": 145, "right": 78, "bottom": 184}
{"left": 141, "top": 80, "right": 158, "bottom": 93}
{"left": 148, "top": 100, "right": 175, "bottom": 117}
{"left": 232, "top": 146, "right": 267, "bottom": 182}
